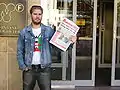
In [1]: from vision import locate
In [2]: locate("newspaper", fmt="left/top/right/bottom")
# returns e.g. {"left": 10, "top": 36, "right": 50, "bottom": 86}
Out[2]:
{"left": 50, "top": 18, "right": 80, "bottom": 51}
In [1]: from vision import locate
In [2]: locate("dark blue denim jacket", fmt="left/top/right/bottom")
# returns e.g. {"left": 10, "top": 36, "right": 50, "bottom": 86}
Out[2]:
{"left": 17, "top": 24, "right": 54, "bottom": 70}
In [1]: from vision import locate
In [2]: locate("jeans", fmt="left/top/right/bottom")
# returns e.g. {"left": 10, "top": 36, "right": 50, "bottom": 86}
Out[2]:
{"left": 23, "top": 65, "right": 51, "bottom": 90}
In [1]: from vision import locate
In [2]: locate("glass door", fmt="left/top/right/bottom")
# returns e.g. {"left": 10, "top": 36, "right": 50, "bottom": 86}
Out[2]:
{"left": 41, "top": 0, "right": 97, "bottom": 87}
{"left": 44, "top": 0, "right": 75, "bottom": 88}
{"left": 111, "top": 0, "right": 120, "bottom": 86}
{"left": 74, "top": 0, "right": 97, "bottom": 86}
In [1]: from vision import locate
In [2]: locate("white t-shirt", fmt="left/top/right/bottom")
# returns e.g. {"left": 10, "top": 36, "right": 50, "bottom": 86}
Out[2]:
{"left": 32, "top": 27, "right": 42, "bottom": 65}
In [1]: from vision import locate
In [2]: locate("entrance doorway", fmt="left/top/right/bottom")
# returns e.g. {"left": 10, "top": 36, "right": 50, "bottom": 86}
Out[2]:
{"left": 111, "top": 0, "right": 120, "bottom": 86}
{"left": 75, "top": 0, "right": 97, "bottom": 86}
{"left": 96, "top": 0, "right": 114, "bottom": 86}
{"left": 42, "top": 0, "right": 97, "bottom": 87}
{"left": 41, "top": 0, "right": 119, "bottom": 87}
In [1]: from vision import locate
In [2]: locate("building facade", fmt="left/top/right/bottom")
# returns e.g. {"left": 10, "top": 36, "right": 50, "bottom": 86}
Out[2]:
{"left": 0, "top": 0, "right": 120, "bottom": 90}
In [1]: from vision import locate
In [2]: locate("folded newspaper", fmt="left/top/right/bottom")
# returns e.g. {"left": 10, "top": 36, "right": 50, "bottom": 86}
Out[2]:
{"left": 50, "top": 18, "right": 80, "bottom": 51}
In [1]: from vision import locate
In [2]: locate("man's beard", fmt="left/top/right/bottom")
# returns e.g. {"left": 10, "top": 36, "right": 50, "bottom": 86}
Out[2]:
{"left": 32, "top": 19, "right": 41, "bottom": 25}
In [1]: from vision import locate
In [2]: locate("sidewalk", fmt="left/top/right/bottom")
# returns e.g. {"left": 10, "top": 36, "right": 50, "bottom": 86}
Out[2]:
{"left": 52, "top": 86, "right": 120, "bottom": 90}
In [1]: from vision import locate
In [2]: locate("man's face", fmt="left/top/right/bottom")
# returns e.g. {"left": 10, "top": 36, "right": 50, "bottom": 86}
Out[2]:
{"left": 31, "top": 9, "right": 42, "bottom": 25}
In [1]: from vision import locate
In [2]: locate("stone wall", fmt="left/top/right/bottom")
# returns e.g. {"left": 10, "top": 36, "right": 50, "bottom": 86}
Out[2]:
{"left": 0, "top": 0, "right": 40, "bottom": 90}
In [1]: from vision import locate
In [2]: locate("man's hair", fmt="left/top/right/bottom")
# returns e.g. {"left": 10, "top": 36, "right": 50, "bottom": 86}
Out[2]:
{"left": 30, "top": 5, "right": 43, "bottom": 14}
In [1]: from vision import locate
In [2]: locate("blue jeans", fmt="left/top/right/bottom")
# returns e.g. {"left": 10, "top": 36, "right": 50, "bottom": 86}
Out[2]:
{"left": 23, "top": 65, "right": 51, "bottom": 90}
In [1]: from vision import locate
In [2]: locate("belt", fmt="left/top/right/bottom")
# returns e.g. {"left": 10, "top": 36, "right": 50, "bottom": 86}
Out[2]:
{"left": 31, "top": 64, "right": 41, "bottom": 69}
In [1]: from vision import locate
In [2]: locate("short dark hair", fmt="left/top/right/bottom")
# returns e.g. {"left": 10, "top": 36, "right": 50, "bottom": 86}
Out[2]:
{"left": 30, "top": 5, "right": 43, "bottom": 14}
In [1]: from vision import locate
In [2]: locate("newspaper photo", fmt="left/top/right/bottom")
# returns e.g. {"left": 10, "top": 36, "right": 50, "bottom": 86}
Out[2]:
{"left": 50, "top": 18, "right": 80, "bottom": 51}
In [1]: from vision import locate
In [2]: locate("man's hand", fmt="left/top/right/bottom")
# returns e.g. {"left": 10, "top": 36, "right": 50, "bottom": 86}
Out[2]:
{"left": 69, "top": 35, "right": 77, "bottom": 43}
{"left": 23, "top": 67, "right": 29, "bottom": 71}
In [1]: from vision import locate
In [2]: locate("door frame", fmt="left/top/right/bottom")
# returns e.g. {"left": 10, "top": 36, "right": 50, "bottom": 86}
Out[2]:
{"left": 111, "top": 0, "right": 120, "bottom": 86}
{"left": 73, "top": 0, "right": 97, "bottom": 86}
{"left": 41, "top": 0, "right": 98, "bottom": 87}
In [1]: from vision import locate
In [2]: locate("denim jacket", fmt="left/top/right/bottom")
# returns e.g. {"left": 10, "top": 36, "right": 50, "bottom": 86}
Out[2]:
{"left": 17, "top": 24, "right": 54, "bottom": 70}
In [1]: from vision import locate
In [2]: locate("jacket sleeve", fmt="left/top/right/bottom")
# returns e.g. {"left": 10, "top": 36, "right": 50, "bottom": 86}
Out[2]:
{"left": 17, "top": 30, "right": 26, "bottom": 70}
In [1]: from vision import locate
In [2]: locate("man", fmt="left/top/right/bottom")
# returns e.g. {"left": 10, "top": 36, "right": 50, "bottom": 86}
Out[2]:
{"left": 17, "top": 5, "right": 77, "bottom": 90}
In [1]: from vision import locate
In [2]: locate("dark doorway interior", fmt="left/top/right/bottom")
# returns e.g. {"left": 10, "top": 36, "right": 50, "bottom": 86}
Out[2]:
{"left": 95, "top": 61, "right": 111, "bottom": 86}
{"left": 95, "top": 0, "right": 113, "bottom": 86}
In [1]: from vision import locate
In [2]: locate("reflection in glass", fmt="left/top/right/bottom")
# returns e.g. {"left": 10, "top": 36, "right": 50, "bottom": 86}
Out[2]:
{"left": 48, "top": 0, "right": 73, "bottom": 81}
{"left": 77, "top": 0, "right": 93, "bottom": 38}
{"left": 75, "top": 0, "right": 93, "bottom": 80}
